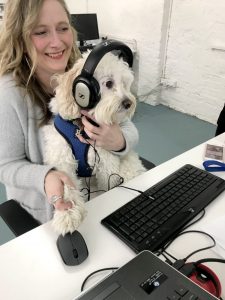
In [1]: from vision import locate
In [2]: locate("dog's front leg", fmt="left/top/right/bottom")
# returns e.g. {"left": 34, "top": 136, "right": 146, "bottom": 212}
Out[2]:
{"left": 43, "top": 125, "right": 87, "bottom": 235}
{"left": 52, "top": 184, "right": 87, "bottom": 236}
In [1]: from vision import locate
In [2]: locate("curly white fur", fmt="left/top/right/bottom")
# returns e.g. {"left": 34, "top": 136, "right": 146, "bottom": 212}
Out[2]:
{"left": 43, "top": 51, "right": 146, "bottom": 236}
{"left": 51, "top": 185, "right": 86, "bottom": 236}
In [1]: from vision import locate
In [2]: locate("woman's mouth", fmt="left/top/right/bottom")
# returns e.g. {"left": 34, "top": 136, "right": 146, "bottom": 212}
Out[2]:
{"left": 46, "top": 50, "right": 64, "bottom": 59}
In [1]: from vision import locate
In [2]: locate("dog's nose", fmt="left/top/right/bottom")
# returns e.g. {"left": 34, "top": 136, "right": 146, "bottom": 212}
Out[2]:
{"left": 122, "top": 99, "right": 132, "bottom": 109}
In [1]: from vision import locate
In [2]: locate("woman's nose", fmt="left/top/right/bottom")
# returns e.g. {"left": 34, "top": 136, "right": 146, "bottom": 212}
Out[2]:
{"left": 49, "top": 31, "right": 62, "bottom": 47}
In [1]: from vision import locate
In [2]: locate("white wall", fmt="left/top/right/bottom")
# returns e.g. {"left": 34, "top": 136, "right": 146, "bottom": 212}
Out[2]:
{"left": 65, "top": 0, "right": 87, "bottom": 13}
{"left": 159, "top": 0, "right": 225, "bottom": 124}
{"left": 66, "top": 0, "right": 225, "bottom": 124}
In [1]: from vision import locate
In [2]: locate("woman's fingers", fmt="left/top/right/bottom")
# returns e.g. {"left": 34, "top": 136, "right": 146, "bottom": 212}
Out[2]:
{"left": 44, "top": 170, "right": 75, "bottom": 211}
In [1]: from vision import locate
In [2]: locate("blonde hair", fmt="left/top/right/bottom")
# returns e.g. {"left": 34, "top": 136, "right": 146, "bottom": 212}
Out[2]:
{"left": 0, "top": 0, "right": 81, "bottom": 125}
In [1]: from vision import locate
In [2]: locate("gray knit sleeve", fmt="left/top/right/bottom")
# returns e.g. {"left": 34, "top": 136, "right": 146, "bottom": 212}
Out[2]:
{"left": 111, "top": 118, "right": 139, "bottom": 156}
{"left": 0, "top": 77, "right": 52, "bottom": 196}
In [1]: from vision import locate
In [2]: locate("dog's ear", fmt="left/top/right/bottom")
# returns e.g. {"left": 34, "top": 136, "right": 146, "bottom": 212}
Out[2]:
{"left": 53, "top": 58, "right": 85, "bottom": 120}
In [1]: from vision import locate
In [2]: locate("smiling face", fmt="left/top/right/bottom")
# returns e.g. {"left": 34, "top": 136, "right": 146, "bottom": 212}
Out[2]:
{"left": 30, "top": 0, "right": 73, "bottom": 91}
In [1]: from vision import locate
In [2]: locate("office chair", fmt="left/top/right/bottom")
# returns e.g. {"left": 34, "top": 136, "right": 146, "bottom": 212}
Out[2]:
{"left": 139, "top": 156, "right": 155, "bottom": 170}
{"left": 0, "top": 158, "right": 154, "bottom": 237}
{"left": 0, "top": 199, "right": 40, "bottom": 237}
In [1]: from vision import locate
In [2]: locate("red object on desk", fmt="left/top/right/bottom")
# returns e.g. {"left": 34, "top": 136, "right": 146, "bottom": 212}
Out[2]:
{"left": 188, "top": 263, "right": 222, "bottom": 298}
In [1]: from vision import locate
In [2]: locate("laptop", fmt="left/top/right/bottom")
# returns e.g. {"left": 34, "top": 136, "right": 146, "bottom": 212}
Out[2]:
{"left": 75, "top": 251, "right": 217, "bottom": 300}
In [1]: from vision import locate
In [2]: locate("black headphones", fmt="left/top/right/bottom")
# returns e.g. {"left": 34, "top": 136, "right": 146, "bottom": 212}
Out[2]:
{"left": 72, "top": 39, "right": 133, "bottom": 109}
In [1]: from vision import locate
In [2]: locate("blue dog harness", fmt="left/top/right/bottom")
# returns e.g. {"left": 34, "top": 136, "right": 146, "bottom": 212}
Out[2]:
{"left": 54, "top": 114, "right": 92, "bottom": 177}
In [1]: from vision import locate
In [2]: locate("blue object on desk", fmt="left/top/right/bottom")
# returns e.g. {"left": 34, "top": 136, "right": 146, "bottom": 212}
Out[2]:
{"left": 203, "top": 160, "right": 225, "bottom": 172}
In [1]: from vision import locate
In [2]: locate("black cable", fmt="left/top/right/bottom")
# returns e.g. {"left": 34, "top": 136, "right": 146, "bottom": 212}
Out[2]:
{"left": 159, "top": 209, "right": 206, "bottom": 253}
{"left": 162, "top": 229, "right": 216, "bottom": 263}
{"left": 84, "top": 137, "right": 100, "bottom": 163}
{"left": 81, "top": 267, "right": 118, "bottom": 292}
{"left": 160, "top": 251, "right": 174, "bottom": 265}
{"left": 80, "top": 139, "right": 102, "bottom": 200}
{"left": 182, "top": 209, "right": 206, "bottom": 231}
{"left": 119, "top": 185, "right": 155, "bottom": 200}
{"left": 108, "top": 173, "right": 124, "bottom": 190}
{"left": 82, "top": 188, "right": 107, "bottom": 196}
{"left": 156, "top": 212, "right": 215, "bottom": 268}
{"left": 180, "top": 230, "right": 216, "bottom": 261}
{"left": 194, "top": 257, "right": 225, "bottom": 266}
{"left": 163, "top": 250, "right": 177, "bottom": 262}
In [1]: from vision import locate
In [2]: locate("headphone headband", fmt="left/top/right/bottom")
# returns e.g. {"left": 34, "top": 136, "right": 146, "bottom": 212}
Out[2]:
{"left": 81, "top": 39, "right": 133, "bottom": 77}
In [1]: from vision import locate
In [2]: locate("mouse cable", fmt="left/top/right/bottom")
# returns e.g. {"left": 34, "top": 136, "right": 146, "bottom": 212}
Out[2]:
{"left": 81, "top": 267, "right": 118, "bottom": 292}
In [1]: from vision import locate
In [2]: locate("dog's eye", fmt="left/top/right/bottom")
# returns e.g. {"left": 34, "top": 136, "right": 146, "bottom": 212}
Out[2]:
{"left": 106, "top": 80, "right": 113, "bottom": 89}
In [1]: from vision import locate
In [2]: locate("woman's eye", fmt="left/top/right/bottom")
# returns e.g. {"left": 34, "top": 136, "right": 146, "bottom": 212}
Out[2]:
{"left": 106, "top": 80, "right": 113, "bottom": 89}
{"left": 58, "top": 27, "right": 69, "bottom": 32}
{"left": 34, "top": 31, "right": 46, "bottom": 36}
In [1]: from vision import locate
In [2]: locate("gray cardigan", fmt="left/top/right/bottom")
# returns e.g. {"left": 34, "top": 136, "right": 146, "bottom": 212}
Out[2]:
{"left": 0, "top": 74, "right": 139, "bottom": 224}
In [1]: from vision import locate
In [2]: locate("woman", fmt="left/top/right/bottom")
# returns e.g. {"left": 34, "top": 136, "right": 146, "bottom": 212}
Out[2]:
{"left": 0, "top": 0, "right": 139, "bottom": 224}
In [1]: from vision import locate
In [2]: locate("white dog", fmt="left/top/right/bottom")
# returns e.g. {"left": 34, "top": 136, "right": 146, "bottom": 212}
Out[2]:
{"left": 43, "top": 51, "right": 146, "bottom": 236}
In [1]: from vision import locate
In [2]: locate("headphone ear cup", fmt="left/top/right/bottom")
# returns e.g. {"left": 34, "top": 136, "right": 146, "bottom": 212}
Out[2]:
{"left": 89, "top": 76, "right": 100, "bottom": 108}
{"left": 72, "top": 75, "right": 100, "bottom": 109}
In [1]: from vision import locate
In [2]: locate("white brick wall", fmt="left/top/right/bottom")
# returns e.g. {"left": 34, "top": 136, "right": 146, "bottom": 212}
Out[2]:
{"left": 159, "top": 0, "right": 225, "bottom": 124}
{"left": 66, "top": 0, "right": 225, "bottom": 124}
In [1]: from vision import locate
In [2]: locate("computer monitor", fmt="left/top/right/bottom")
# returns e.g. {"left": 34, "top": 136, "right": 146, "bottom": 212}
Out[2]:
{"left": 70, "top": 13, "right": 100, "bottom": 46}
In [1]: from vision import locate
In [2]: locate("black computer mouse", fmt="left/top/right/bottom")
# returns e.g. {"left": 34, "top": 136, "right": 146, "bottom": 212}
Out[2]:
{"left": 56, "top": 230, "right": 89, "bottom": 266}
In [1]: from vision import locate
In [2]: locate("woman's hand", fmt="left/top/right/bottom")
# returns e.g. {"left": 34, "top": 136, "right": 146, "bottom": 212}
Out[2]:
{"left": 44, "top": 170, "right": 74, "bottom": 211}
{"left": 78, "top": 110, "right": 126, "bottom": 151}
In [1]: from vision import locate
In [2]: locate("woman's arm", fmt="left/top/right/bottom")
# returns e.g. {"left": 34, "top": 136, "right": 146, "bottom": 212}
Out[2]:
{"left": 0, "top": 80, "right": 51, "bottom": 195}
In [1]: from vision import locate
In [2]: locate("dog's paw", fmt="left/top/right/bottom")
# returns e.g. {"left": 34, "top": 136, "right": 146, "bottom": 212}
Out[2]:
{"left": 51, "top": 186, "right": 87, "bottom": 235}
{"left": 52, "top": 204, "right": 87, "bottom": 236}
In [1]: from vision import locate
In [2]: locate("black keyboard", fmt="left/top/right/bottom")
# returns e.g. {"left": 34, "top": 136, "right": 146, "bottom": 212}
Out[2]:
{"left": 101, "top": 164, "right": 225, "bottom": 253}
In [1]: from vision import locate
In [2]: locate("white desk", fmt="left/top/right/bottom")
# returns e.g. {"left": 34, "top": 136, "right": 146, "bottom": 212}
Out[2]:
{"left": 1, "top": 134, "right": 225, "bottom": 300}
